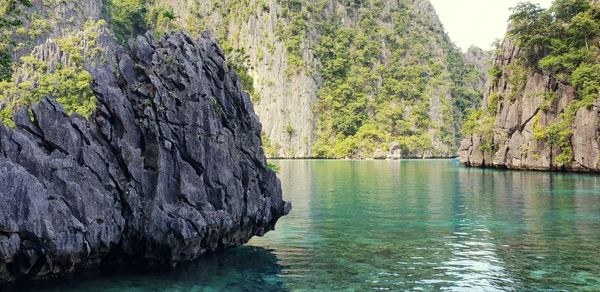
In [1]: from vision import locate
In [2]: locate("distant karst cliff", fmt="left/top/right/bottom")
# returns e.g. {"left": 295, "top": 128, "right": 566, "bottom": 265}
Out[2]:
{"left": 460, "top": 0, "right": 600, "bottom": 172}
{"left": 0, "top": 24, "right": 290, "bottom": 283}
{"left": 95, "top": 0, "right": 486, "bottom": 158}
{"left": 1, "top": 0, "right": 488, "bottom": 159}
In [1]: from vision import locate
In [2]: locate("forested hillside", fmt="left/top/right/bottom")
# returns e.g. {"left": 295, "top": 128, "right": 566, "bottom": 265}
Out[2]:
{"left": 0, "top": 0, "right": 486, "bottom": 158}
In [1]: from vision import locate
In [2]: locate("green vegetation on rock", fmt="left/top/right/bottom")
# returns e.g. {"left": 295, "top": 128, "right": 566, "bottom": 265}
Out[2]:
{"left": 274, "top": 0, "right": 484, "bottom": 158}
{"left": 262, "top": 133, "right": 281, "bottom": 158}
{"left": 104, "top": 0, "right": 148, "bottom": 45}
{"left": 0, "top": 0, "right": 32, "bottom": 81}
{"left": 267, "top": 161, "right": 281, "bottom": 172}
{"left": 0, "top": 20, "right": 105, "bottom": 127}
{"left": 507, "top": 0, "right": 600, "bottom": 165}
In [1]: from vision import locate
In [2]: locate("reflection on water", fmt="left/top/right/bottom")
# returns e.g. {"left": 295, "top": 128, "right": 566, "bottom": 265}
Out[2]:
{"left": 10, "top": 160, "right": 600, "bottom": 291}
{"left": 251, "top": 160, "right": 600, "bottom": 291}
{"left": 10, "top": 247, "right": 285, "bottom": 292}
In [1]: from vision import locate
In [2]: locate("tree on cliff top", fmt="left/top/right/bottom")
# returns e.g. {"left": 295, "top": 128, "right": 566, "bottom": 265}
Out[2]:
{"left": 509, "top": 0, "right": 599, "bottom": 74}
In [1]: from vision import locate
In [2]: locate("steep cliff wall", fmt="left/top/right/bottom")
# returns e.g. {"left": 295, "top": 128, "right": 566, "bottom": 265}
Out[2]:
{"left": 2, "top": 0, "right": 103, "bottom": 60}
{"left": 145, "top": 0, "right": 320, "bottom": 158}
{"left": 139, "top": 0, "right": 486, "bottom": 158}
{"left": 459, "top": 39, "right": 600, "bottom": 171}
{"left": 2, "top": 0, "right": 486, "bottom": 159}
{"left": 0, "top": 26, "right": 289, "bottom": 283}
{"left": 459, "top": 1, "right": 600, "bottom": 172}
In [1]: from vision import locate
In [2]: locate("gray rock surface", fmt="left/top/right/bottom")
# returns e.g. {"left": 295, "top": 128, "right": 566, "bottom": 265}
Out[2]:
{"left": 149, "top": 0, "right": 485, "bottom": 158}
{"left": 459, "top": 39, "right": 600, "bottom": 172}
{"left": 373, "top": 149, "right": 388, "bottom": 160}
{"left": 0, "top": 31, "right": 290, "bottom": 283}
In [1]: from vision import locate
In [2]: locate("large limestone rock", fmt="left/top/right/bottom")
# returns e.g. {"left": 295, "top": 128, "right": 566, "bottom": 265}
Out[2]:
{"left": 0, "top": 31, "right": 290, "bottom": 283}
{"left": 459, "top": 39, "right": 600, "bottom": 172}
{"left": 152, "top": 0, "right": 319, "bottom": 158}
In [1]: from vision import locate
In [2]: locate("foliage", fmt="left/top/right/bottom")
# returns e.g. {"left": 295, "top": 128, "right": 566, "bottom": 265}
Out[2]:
{"left": 571, "top": 63, "right": 600, "bottom": 101}
{"left": 476, "top": 0, "right": 600, "bottom": 165}
{"left": 0, "top": 0, "right": 31, "bottom": 29}
{"left": 489, "top": 64, "right": 503, "bottom": 87}
{"left": 267, "top": 161, "right": 281, "bottom": 172}
{"left": 486, "top": 92, "right": 501, "bottom": 114}
{"left": 285, "top": 123, "right": 294, "bottom": 136}
{"left": 262, "top": 133, "right": 281, "bottom": 157}
{"left": 509, "top": 0, "right": 599, "bottom": 73}
{"left": 506, "top": 64, "right": 528, "bottom": 100}
{"left": 275, "top": 0, "right": 484, "bottom": 158}
{"left": 222, "top": 43, "right": 256, "bottom": 100}
{"left": 462, "top": 108, "right": 496, "bottom": 153}
{"left": 104, "top": 0, "right": 148, "bottom": 45}
{"left": 0, "top": 20, "right": 104, "bottom": 127}
{"left": 532, "top": 113, "right": 545, "bottom": 140}
{"left": 0, "top": 0, "right": 31, "bottom": 81}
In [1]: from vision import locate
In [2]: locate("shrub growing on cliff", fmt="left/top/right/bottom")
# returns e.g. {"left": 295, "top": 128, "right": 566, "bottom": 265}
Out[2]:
{"left": 0, "top": 20, "right": 104, "bottom": 127}
{"left": 104, "top": 0, "right": 148, "bottom": 45}
{"left": 505, "top": 0, "right": 600, "bottom": 165}
{"left": 509, "top": 0, "right": 599, "bottom": 73}
{"left": 276, "top": 0, "right": 484, "bottom": 158}
{"left": 262, "top": 134, "right": 281, "bottom": 157}
{"left": 571, "top": 63, "right": 600, "bottom": 101}
{"left": 222, "top": 44, "right": 256, "bottom": 99}
{"left": 489, "top": 64, "right": 503, "bottom": 87}
{"left": 0, "top": 0, "right": 31, "bottom": 28}
{"left": 462, "top": 108, "right": 496, "bottom": 153}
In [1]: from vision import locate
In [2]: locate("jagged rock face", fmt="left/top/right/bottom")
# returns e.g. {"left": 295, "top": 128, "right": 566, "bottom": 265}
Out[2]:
{"left": 149, "top": 0, "right": 486, "bottom": 159}
{"left": 7, "top": 0, "right": 487, "bottom": 159}
{"left": 459, "top": 40, "right": 600, "bottom": 172}
{"left": 0, "top": 32, "right": 290, "bottom": 283}
{"left": 464, "top": 46, "right": 492, "bottom": 90}
{"left": 10, "top": 0, "right": 104, "bottom": 59}
{"left": 153, "top": 0, "right": 320, "bottom": 158}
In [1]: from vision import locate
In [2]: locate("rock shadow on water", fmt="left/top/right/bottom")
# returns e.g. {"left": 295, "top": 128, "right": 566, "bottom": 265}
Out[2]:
{"left": 1, "top": 246, "right": 286, "bottom": 292}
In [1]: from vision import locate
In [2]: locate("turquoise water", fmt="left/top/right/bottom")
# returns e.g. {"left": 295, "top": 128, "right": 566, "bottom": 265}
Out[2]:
{"left": 18, "top": 160, "right": 600, "bottom": 291}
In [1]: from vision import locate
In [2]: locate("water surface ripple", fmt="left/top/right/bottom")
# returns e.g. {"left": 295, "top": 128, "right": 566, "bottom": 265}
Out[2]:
{"left": 15, "top": 160, "right": 600, "bottom": 291}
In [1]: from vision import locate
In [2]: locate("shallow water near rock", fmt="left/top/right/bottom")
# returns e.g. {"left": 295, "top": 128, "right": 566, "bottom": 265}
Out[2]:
{"left": 13, "top": 160, "right": 600, "bottom": 291}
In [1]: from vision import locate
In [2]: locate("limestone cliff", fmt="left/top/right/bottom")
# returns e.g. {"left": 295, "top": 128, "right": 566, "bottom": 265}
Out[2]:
{"left": 5, "top": 0, "right": 104, "bottom": 59}
{"left": 147, "top": 0, "right": 320, "bottom": 158}
{"left": 464, "top": 46, "right": 492, "bottom": 91}
{"left": 459, "top": 38, "right": 600, "bottom": 172}
{"left": 459, "top": 0, "right": 600, "bottom": 172}
{"left": 0, "top": 27, "right": 290, "bottom": 284}
{"left": 2, "top": 0, "right": 487, "bottom": 158}
{"left": 144, "top": 0, "right": 486, "bottom": 158}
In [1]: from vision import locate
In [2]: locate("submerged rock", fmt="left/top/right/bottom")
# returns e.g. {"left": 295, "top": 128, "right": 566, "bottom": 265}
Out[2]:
{"left": 0, "top": 31, "right": 290, "bottom": 283}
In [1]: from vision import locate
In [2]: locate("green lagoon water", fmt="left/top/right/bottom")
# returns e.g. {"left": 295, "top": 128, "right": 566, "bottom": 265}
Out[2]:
{"left": 20, "top": 160, "right": 600, "bottom": 291}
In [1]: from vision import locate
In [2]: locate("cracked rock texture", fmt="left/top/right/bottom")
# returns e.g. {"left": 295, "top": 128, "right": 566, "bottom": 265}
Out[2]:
{"left": 0, "top": 31, "right": 290, "bottom": 283}
{"left": 459, "top": 39, "right": 600, "bottom": 172}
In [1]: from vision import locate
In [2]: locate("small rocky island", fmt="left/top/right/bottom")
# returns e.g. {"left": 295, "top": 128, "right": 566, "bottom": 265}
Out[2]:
{"left": 0, "top": 30, "right": 290, "bottom": 283}
{"left": 459, "top": 28, "right": 600, "bottom": 172}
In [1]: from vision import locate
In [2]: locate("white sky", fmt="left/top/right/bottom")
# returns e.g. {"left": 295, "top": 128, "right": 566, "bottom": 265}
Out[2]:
{"left": 429, "top": 0, "right": 554, "bottom": 51}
